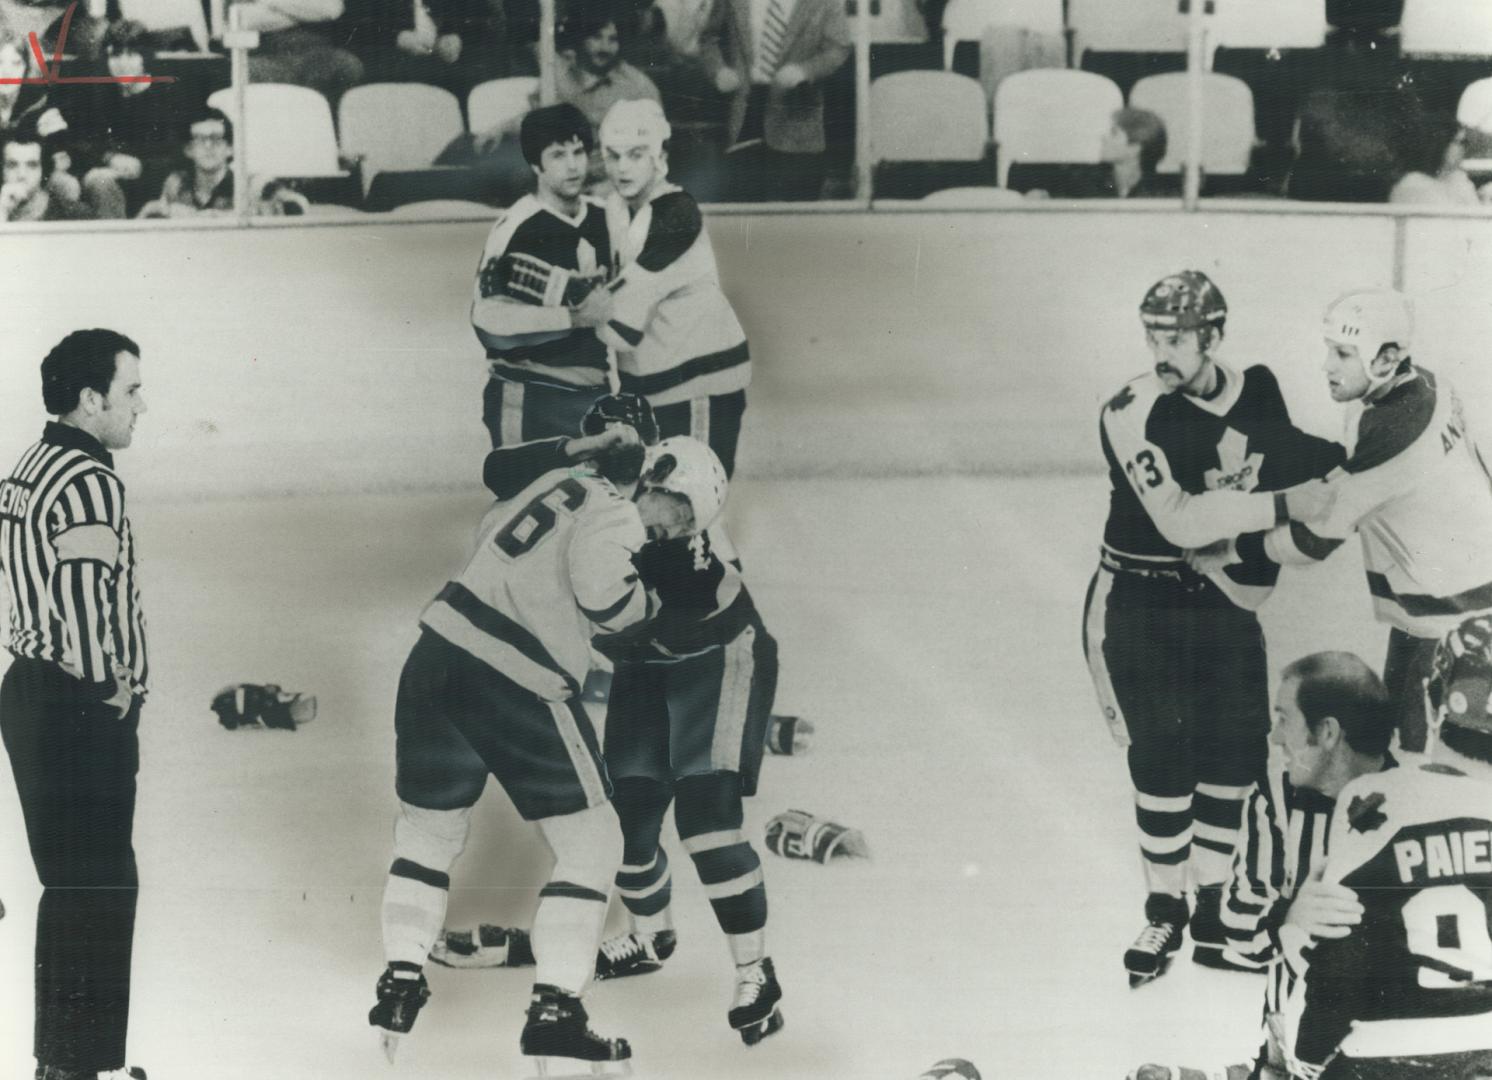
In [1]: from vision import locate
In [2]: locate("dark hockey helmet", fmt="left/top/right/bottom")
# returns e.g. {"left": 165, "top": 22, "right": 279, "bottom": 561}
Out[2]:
{"left": 1139, "top": 270, "right": 1228, "bottom": 333}
{"left": 1427, "top": 614, "right": 1492, "bottom": 728}
{"left": 582, "top": 393, "right": 660, "bottom": 446}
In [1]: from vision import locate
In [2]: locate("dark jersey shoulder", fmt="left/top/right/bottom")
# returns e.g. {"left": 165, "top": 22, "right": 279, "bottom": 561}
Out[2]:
{"left": 635, "top": 190, "right": 703, "bottom": 273}
{"left": 1347, "top": 368, "right": 1437, "bottom": 475}
{"left": 508, "top": 201, "right": 613, "bottom": 272}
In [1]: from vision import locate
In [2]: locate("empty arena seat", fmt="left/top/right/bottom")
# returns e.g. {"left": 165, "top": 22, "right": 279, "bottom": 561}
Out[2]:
{"left": 1325, "top": 0, "right": 1403, "bottom": 33}
{"left": 1400, "top": 0, "right": 1492, "bottom": 55}
{"left": 1209, "top": 0, "right": 1327, "bottom": 50}
{"left": 940, "top": 0, "right": 1063, "bottom": 70}
{"left": 207, "top": 84, "right": 345, "bottom": 179}
{"left": 871, "top": 70, "right": 991, "bottom": 196}
{"left": 121, "top": 0, "right": 210, "bottom": 51}
{"left": 339, "top": 83, "right": 464, "bottom": 194}
{"left": 467, "top": 77, "right": 540, "bottom": 137}
{"left": 993, "top": 68, "right": 1121, "bottom": 187}
{"left": 1459, "top": 77, "right": 1492, "bottom": 130}
{"left": 1067, "top": 0, "right": 1188, "bottom": 56}
{"left": 845, "top": 0, "right": 929, "bottom": 42}
{"left": 1129, "top": 71, "right": 1255, "bottom": 175}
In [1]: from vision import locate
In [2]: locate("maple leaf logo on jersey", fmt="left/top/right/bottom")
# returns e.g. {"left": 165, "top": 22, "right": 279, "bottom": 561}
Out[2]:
{"left": 1107, "top": 385, "right": 1135, "bottom": 412}
{"left": 1346, "top": 791, "right": 1387, "bottom": 833}
{"left": 1204, "top": 427, "right": 1264, "bottom": 492}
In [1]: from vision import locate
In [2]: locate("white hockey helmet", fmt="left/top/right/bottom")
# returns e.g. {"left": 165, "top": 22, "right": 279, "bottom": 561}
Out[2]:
{"left": 1322, "top": 289, "right": 1414, "bottom": 385}
{"left": 599, "top": 99, "right": 671, "bottom": 160}
{"left": 640, "top": 436, "right": 728, "bottom": 533}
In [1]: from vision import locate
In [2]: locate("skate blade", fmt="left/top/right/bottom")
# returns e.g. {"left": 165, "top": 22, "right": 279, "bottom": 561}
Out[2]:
{"left": 738, "top": 1008, "right": 785, "bottom": 1046}
{"left": 1191, "top": 944, "right": 1265, "bottom": 975}
{"left": 379, "top": 1031, "right": 401, "bottom": 1064}
{"left": 429, "top": 948, "right": 514, "bottom": 969}
{"left": 524, "top": 1055, "right": 633, "bottom": 1079}
{"left": 1126, "top": 959, "right": 1174, "bottom": 989}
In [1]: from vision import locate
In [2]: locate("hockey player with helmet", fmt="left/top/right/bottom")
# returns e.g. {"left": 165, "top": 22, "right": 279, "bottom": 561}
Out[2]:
{"left": 367, "top": 423, "right": 695, "bottom": 1076}
{"left": 470, "top": 103, "right": 616, "bottom": 450}
{"left": 437, "top": 396, "right": 787, "bottom": 1046}
{"left": 587, "top": 99, "right": 752, "bottom": 478}
{"left": 1203, "top": 289, "right": 1492, "bottom": 757}
{"left": 1275, "top": 616, "right": 1492, "bottom": 1080}
{"left": 1083, "top": 270, "right": 1347, "bottom": 988}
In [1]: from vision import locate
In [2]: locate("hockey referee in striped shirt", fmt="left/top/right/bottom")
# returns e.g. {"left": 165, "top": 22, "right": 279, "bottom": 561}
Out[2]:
{"left": 0, "top": 329, "right": 150, "bottom": 1080}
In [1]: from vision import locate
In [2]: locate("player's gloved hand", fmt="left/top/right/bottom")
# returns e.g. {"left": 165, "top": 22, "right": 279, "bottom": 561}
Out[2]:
{"left": 714, "top": 67, "right": 741, "bottom": 94}
{"left": 1282, "top": 865, "right": 1362, "bottom": 940}
{"left": 571, "top": 423, "right": 641, "bottom": 460}
{"left": 1184, "top": 538, "right": 1239, "bottom": 574}
{"left": 102, "top": 665, "right": 134, "bottom": 719}
{"left": 1284, "top": 480, "right": 1335, "bottom": 524}
{"left": 569, "top": 285, "right": 613, "bottom": 329}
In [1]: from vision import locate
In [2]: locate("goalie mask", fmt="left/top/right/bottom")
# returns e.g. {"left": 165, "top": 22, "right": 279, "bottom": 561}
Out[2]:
{"left": 1322, "top": 288, "right": 1413, "bottom": 393}
{"left": 639, "top": 436, "right": 728, "bottom": 535}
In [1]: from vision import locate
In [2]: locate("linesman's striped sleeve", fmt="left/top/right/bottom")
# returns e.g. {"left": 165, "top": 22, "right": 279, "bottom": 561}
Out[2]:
{"left": 46, "top": 470, "right": 125, "bottom": 686}
{"left": 1222, "top": 784, "right": 1289, "bottom": 965}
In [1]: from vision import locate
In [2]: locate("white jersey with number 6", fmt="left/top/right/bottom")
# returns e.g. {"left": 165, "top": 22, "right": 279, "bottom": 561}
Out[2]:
{"left": 420, "top": 468, "right": 652, "bottom": 701}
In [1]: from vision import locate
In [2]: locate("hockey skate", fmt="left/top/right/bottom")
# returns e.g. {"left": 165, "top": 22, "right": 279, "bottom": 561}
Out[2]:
{"left": 1124, "top": 896, "right": 1187, "bottom": 988}
{"left": 430, "top": 924, "right": 535, "bottom": 969}
{"left": 520, "top": 983, "right": 632, "bottom": 1078}
{"left": 36, "top": 1068, "right": 148, "bottom": 1080}
{"left": 1127, "top": 1064, "right": 1254, "bottom": 1080}
{"left": 728, "top": 957, "right": 784, "bottom": 1046}
{"left": 368, "top": 962, "right": 431, "bottom": 1063}
{"left": 595, "top": 929, "right": 676, "bottom": 981}
{"left": 1189, "top": 885, "right": 1263, "bottom": 974}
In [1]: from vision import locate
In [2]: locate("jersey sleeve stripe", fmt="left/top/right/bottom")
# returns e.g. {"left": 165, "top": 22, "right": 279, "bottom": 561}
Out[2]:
{"left": 421, "top": 581, "right": 580, "bottom": 700}
{"left": 1367, "top": 572, "right": 1492, "bottom": 617}
{"left": 579, "top": 578, "right": 642, "bottom": 625}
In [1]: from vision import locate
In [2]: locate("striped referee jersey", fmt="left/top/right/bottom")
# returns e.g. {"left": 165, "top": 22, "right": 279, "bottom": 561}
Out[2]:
{"left": 0, "top": 422, "right": 148, "bottom": 695}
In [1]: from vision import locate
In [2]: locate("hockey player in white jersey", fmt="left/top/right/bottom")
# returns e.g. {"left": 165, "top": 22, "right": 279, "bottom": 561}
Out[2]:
{"left": 1198, "top": 289, "right": 1492, "bottom": 754}
{"left": 368, "top": 430, "right": 692, "bottom": 1076}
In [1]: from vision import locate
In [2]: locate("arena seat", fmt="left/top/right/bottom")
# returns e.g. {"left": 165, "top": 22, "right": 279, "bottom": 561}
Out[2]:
{"left": 1067, "top": 0, "right": 1188, "bottom": 56}
{"left": 870, "top": 70, "right": 991, "bottom": 196}
{"left": 121, "top": 0, "right": 210, "bottom": 51}
{"left": 339, "top": 83, "right": 465, "bottom": 195}
{"left": 1129, "top": 72, "right": 1255, "bottom": 177}
{"left": 467, "top": 77, "right": 540, "bottom": 138}
{"left": 940, "top": 0, "right": 1062, "bottom": 70}
{"left": 1209, "top": 0, "right": 1327, "bottom": 50}
{"left": 1079, "top": 50, "right": 1186, "bottom": 100}
{"left": 207, "top": 84, "right": 346, "bottom": 180}
{"left": 993, "top": 68, "right": 1121, "bottom": 187}
{"left": 1400, "top": 0, "right": 1492, "bottom": 55}
{"left": 1325, "top": 0, "right": 1403, "bottom": 33}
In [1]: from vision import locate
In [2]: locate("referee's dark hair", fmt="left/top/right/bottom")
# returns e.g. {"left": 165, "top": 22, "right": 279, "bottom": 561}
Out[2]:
{"left": 520, "top": 103, "right": 595, "bottom": 168}
{"left": 1282, "top": 651, "right": 1395, "bottom": 756}
{"left": 41, "top": 329, "right": 141, "bottom": 417}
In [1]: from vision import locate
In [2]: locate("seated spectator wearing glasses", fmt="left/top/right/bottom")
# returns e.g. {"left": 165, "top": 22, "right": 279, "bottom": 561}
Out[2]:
{"left": 229, "top": 0, "right": 364, "bottom": 104}
{"left": 1388, "top": 111, "right": 1487, "bottom": 207}
{"left": 69, "top": 20, "right": 183, "bottom": 219}
{"left": 1, "top": 127, "right": 92, "bottom": 222}
{"left": 340, "top": 0, "right": 511, "bottom": 106}
{"left": 137, "top": 106, "right": 236, "bottom": 218}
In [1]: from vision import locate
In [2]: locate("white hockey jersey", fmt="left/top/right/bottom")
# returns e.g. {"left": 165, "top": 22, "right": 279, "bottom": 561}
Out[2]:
{"left": 1281, "top": 764, "right": 1492, "bottom": 1075}
{"left": 599, "top": 183, "right": 750, "bottom": 406}
{"left": 419, "top": 468, "right": 653, "bottom": 700}
{"left": 1265, "top": 368, "right": 1492, "bottom": 638}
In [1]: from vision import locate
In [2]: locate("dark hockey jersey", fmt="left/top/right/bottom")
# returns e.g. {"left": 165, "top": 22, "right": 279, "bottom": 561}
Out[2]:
{"left": 1099, "top": 362, "right": 1344, "bottom": 608}
{"left": 1283, "top": 765, "right": 1492, "bottom": 1076}
{"left": 483, "top": 438, "right": 758, "bottom": 660}
{"left": 470, "top": 194, "right": 613, "bottom": 389}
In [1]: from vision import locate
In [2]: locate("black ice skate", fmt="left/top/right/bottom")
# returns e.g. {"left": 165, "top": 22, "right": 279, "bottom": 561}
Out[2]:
{"left": 520, "top": 983, "right": 632, "bottom": 1078}
{"left": 594, "top": 929, "right": 676, "bottom": 980}
{"left": 1124, "top": 895, "right": 1188, "bottom": 988}
{"left": 36, "top": 1068, "right": 148, "bottom": 1080}
{"left": 430, "top": 923, "right": 536, "bottom": 969}
{"left": 728, "top": 957, "right": 784, "bottom": 1046}
{"left": 369, "top": 961, "right": 431, "bottom": 1063}
{"left": 1189, "top": 885, "right": 1263, "bottom": 974}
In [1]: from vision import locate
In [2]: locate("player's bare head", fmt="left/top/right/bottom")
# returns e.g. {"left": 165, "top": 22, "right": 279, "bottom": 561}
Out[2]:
{"left": 600, "top": 99, "right": 670, "bottom": 200}
{"left": 1280, "top": 652, "right": 1395, "bottom": 758}
{"left": 1427, "top": 616, "right": 1492, "bottom": 766}
{"left": 636, "top": 436, "right": 727, "bottom": 539}
{"left": 520, "top": 103, "right": 594, "bottom": 171}
{"left": 41, "top": 329, "right": 141, "bottom": 416}
{"left": 1321, "top": 289, "right": 1413, "bottom": 402}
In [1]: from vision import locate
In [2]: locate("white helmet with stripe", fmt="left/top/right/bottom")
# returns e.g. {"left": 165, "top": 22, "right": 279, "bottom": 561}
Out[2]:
{"left": 600, "top": 99, "right": 671, "bottom": 160}
{"left": 1322, "top": 289, "right": 1414, "bottom": 389}
{"left": 640, "top": 436, "right": 728, "bottom": 533}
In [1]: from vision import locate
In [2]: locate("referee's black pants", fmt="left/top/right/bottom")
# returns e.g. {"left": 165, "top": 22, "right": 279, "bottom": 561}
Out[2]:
{"left": 0, "top": 657, "right": 140, "bottom": 1072}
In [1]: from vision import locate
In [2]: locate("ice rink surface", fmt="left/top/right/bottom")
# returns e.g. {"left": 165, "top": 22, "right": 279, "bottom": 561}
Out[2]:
{"left": 0, "top": 472, "right": 1477, "bottom": 1080}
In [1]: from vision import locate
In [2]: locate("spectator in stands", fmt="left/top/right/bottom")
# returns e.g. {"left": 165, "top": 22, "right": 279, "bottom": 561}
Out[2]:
{"left": 1388, "top": 111, "right": 1485, "bottom": 206}
{"left": 0, "top": 29, "right": 34, "bottom": 133}
{"left": 555, "top": 6, "right": 661, "bottom": 137}
{"left": 341, "top": 0, "right": 510, "bottom": 106}
{"left": 1, "top": 127, "right": 92, "bottom": 222}
{"left": 699, "top": 0, "right": 851, "bottom": 201}
{"left": 1285, "top": 87, "right": 1401, "bottom": 203}
{"left": 69, "top": 20, "right": 186, "bottom": 219}
{"left": 230, "top": 0, "right": 364, "bottom": 103}
{"left": 1096, "top": 107, "right": 1170, "bottom": 198}
{"left": 621, "top": 0, "right": 724, "bottom": 127}
{"left": 137, "top": 106, "right": 236, "bottom": 218}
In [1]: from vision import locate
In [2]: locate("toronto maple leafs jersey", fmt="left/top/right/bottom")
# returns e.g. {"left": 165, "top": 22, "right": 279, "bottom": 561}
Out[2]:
{"left": 599, "top": 184, "right": 750, "bottom": 407}
{"left": 470, "top": 194, "right": 613, "bottom": 389}
{"left": 1099, "top": 362, "right": 1345, "bottom": 608}
{"left": 1281, "top": 764, "right": 1492, "bottom": 1075}
{"left": 1260, "top": 367, "right": 1492, "bottom": 638}
{"left": 420, "top": 467, "right": 653, "bottom": 701}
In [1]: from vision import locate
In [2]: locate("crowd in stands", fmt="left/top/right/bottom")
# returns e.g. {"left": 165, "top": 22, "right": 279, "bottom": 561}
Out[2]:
{"left": 2, "top": 0, "right": 1492, "bottom": 219}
